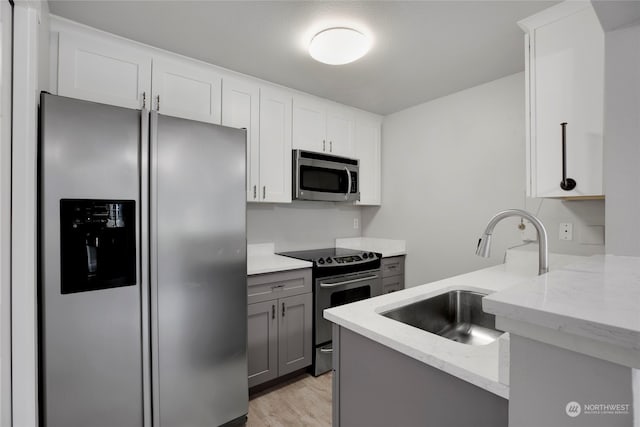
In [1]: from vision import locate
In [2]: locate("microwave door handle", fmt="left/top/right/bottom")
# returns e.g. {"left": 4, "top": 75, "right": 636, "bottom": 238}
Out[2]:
{"left": 345, "top": 167, "right": 352, "bottom": 197}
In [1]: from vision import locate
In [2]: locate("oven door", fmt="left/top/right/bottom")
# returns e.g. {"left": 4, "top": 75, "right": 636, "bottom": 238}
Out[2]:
{"left": 314, "top": 269, "right": 382, "bottom": 347}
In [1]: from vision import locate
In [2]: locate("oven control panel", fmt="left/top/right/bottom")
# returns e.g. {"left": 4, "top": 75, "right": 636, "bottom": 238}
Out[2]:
{"left": 316, "top": 252, "right": 378, "bottom": 267}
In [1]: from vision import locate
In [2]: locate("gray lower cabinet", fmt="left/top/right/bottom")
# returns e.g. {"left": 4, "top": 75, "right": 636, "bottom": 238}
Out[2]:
{"left": 247, "top": 269, "right": 312, "bottom": 388}
{"left": 381, "top": 255, "right": 405, "bottom": 293}
{"left": 332, "top": 325, "right": 508, "bottom": 427}
{"left": 247, "top": 300, "right": 278, "bottom": 386}
{"left": 278, "top": 293, "right": 313, "bottom": 376}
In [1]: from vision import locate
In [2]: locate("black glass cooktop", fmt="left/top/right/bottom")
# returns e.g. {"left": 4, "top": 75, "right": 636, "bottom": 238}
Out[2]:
{"left": 277, "top": 247, "right": 367, "bottom": 261}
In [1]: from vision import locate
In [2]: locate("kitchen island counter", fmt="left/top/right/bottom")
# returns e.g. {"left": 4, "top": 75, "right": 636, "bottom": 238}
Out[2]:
{"left": 324, "top": 248, "right": 586, "bottom": 399}
{"left": 484, "top": 255, "right": 640, "bottom": 368}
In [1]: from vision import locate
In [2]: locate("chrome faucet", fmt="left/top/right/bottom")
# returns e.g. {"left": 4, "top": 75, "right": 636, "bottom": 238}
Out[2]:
{"left": 476, "top": 209, "right": 548, "bottom": 275}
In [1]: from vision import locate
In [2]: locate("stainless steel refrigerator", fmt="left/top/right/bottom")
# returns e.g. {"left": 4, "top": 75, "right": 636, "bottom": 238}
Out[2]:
{"left": 39, "top": 93, "right": 248, "bottom": 427}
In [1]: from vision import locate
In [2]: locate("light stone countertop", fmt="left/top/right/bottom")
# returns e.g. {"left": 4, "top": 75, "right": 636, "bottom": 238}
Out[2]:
{"left": 324, "top": 248, "right": 586, "bottom": 399}
{"left": 484, "top": 255, "right": 640, "bottom": 368}
{"left": 335, "top": 237, "right": 406, "bottom": 257}
{"left": 247, "top": 243, "right": 312, "bottom": 276}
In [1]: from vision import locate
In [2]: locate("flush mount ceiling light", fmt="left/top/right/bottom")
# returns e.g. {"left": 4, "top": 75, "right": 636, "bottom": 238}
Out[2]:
{"left": 309, "top": 27, "right": 370, "bottom": 65}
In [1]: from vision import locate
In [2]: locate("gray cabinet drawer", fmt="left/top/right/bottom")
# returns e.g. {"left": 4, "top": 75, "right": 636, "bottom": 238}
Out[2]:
{"left": 382, "top": 256, "right": 405, "bottom": 278}
{"left": 382, "top": 275, "right": 404, "bottom": 294}
{"left": 247, "top": 268, "right": 312, "bottom": 304}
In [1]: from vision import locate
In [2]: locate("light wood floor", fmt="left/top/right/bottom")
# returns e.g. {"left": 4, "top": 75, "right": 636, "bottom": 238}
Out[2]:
{"left": 246, "top": 373, "right": 332, "bottom": 427}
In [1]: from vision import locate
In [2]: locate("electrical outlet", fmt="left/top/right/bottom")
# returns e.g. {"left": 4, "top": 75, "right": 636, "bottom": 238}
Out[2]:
{"left": 559, "top": 222, "right": 573, "bottom": 241}
{"left": 353, "top": 218, "right": 359, "bottom": 229}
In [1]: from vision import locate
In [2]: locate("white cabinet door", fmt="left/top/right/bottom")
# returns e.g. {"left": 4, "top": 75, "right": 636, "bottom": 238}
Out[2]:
{"left": 152, "top": 57, "right": 222, "bottom": 124}
{"left": 222, "top": 77, "right": 259, "bottom": 202}
{"left": 259, "top": 87, "right": 292, "bottom": 203}
{"left": 58, "top": 32, "right": 151, "bottom": 110}
{"left": 292, "top": 96, "right": 326, "bottom": 153}
{"left": 326, "top": 105, "right": 355, "bottom": 157}
{"left": 355, "top": 114, "right": 381, "bottom": 205}
{"left": 522, "top": 3, "right": 604, "bottom": 198}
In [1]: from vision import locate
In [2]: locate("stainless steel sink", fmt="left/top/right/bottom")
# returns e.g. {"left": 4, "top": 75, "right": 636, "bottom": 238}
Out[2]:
{"left": 381, "top": 290, "right": 503, "bottom": 345}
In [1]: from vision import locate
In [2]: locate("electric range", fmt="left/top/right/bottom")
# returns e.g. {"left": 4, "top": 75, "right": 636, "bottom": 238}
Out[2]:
{"left": 278, "top": 247, "right": 383, "bottom": 375}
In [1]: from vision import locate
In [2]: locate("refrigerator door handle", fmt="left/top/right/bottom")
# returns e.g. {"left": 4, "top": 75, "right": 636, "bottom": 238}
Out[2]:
{"left": 140, "top": 108, "right": 153, "bottom": 427}
{"left": 149, "top": 111, "right": 161, "bottom": 426}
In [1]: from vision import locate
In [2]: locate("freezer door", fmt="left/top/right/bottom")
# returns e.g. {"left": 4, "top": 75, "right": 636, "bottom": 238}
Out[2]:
{"left": 150, "top": 112, "right": 248, "bottom": 426}
{"left": 39, "top": 93, "right": 143, "bottom": 427}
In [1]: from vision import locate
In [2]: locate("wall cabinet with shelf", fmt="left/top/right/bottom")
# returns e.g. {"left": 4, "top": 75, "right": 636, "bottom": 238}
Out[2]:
{"left": 247, "top": 269, "right": 312, "bottom": 388}
{"left": 520, "top": 1, "right": 604, "bottom": 198}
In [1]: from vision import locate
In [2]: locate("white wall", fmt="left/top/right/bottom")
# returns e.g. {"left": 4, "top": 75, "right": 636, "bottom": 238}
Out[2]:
{"left": 12, "top": 1, "right": 50, "bottom": 425}
{"left": 524, "top": 198, "right": 605, "bottom": 256}
{"left": 248, "top": 202, "right": 361, "bottom": 252}
{"left": 362, "top": 72, "right": 604, "bottom": 287}
{"left": 603, "top": 23, "right": 640, "bottom": 256}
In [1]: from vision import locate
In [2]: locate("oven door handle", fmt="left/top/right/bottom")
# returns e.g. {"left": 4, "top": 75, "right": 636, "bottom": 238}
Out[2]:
{"left": 344, "top": 167, "right": 352, "bottom": 198}
{"left": 320, "top": 274, "right": 379, "bottom": 288}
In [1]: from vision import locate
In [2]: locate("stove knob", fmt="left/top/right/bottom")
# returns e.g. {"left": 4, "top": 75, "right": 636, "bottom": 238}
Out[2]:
{"left": 326, "top": 257, "right": 333, "bottom": 264}
{"left": 318, "top": 258, "right": 325, "bottom": 265}
{"left": 362, "top": 253, "right": 368, "bottom": 259}
{"left": 369, "top": 252, "right": 375, "bottom": 259}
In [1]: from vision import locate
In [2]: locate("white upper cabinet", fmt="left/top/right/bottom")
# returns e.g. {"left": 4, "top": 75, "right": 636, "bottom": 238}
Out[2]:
{"left": 259, "top": 87, "right": 292, "bottom": 203}
{"left": 221, "top": 78, "right": 291, "bottom": 204}
{"left": 152, "top": 56, "right": 222, "bottom": 124}
{"left": 292, "top": 95, "right": 355, "bottom": 157}
{"left": 222, "top": 77, "right": 260, "bottom": 201}
{"left": 58, "top": 32, "right": 152, "bottom": 110}
{"left": 354, "top": 113, "right": 382, "bottom": 206}
{"left": 292, "top": 96, "right": 326, "bottom": 153}
{"left": 56, "top": 26, "right": 221, "bottom": 124}
{"left": 326, "top": 105, "right": 355, "bottom": 157}
{"left": 52, "top": 18, "right": 377, "bottom": 206}
{"left": 520, "top": 2, "right": 604, "bottom": 198}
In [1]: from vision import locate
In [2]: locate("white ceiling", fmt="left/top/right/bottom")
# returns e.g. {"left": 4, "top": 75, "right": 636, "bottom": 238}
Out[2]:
{"left": 48, "top": 0, "right": 559, "bottom": 115}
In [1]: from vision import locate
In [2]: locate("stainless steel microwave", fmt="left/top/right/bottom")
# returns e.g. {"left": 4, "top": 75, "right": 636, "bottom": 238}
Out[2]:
{"left": 292, "top": 150, "right": 360, "bottom": 202}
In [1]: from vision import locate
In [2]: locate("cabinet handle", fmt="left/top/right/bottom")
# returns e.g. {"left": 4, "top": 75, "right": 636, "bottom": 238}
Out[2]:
{"left": 330, "top": 141, "right": 333, "bottom": 152}
{"left": 142, "top": 92, "right": 146, "bottom": 109}
{"left": 272, "top": 304, "right": 275, "bottom": 320}
{"left": 323, "top": 140, "right": 326, "bottom": 151}
{"left": 559, "top": 122, "right": 576, "bottom": 191}
{"left": 156, "top": 95, "right": 160, "bottom": 112}
{"left": 263, "top": 186, "right": 266, "bottom": 200}
{"left": 282, "top": 302, "right": 285, "bottom": 317}
{"left": 253, "top": 185, "right": 257, "bottom": 199}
